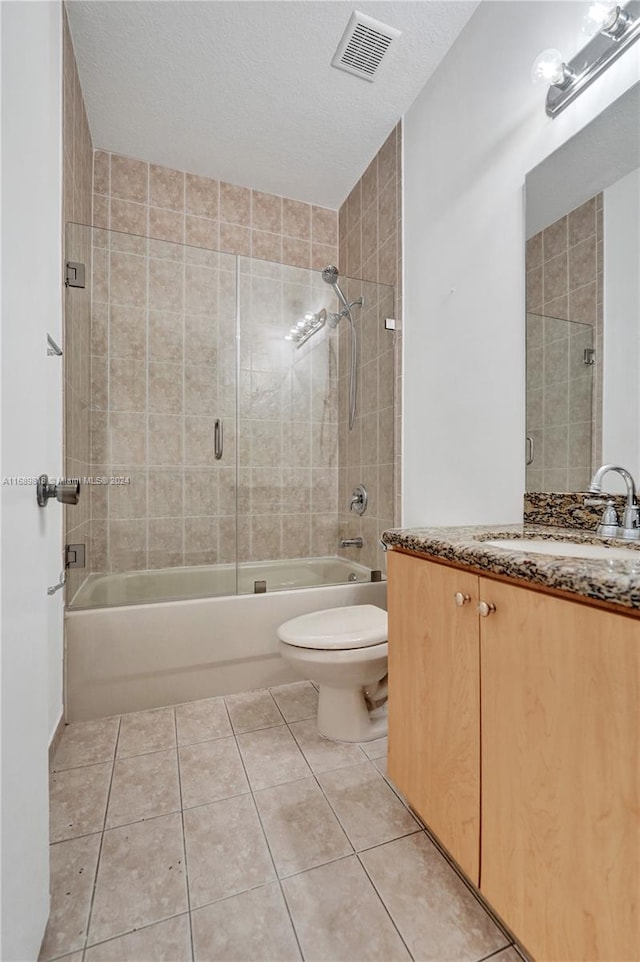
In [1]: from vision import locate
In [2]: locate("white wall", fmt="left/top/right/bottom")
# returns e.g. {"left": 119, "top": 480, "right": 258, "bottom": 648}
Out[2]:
{"left": 1, "top": 2, "right": 63, "bottom": 958}
{"left": 402, "top": 1, "right": 640, "bottom": 527}
{"left": 603, "top": 168, "right": 640, "bottom": 484}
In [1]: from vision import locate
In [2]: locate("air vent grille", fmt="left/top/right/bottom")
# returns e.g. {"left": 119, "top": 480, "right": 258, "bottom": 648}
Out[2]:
{"left": 331, "top": 12, "right": 401, "bottom": 83}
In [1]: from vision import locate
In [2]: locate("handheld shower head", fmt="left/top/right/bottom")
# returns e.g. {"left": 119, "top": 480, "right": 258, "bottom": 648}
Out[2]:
{"left": 321, "top": 265, "right": 351, "bottom": 314}
{"left": 322, "top": 265, "right": 340, "bottom": 286}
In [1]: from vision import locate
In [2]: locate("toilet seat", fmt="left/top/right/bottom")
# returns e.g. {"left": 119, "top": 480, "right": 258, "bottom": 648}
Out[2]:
{"left": 277, "top": 604, "right": 387, "bottom": 650}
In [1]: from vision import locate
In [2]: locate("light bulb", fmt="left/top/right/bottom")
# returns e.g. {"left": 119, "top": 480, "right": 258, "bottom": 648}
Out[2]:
{"left": 531, "top": 48, "right": 567, "bottom": 85}
{"left": 284, "top": 335, "right": 293, "bottom": 341}
{"left": 582, "top": 2, "right": 619, "bottom": 36}
{"left": 304, "top": 312, "right": 314, "bottom": 322}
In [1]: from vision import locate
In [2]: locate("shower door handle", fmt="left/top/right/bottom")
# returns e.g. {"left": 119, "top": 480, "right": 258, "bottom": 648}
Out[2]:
{"left": 526, "top": 435, "right": 534, "bottom": 466}
{"left": 214, "top": 419, "right": 223, "bottom": 460}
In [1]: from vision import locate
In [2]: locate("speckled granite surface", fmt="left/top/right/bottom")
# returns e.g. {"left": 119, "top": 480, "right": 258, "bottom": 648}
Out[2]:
{"left": 381, "top": 524, "right": 640, "bottom": 612}
{"left": 524, "top": 492, "right": 629, "bottom": 528}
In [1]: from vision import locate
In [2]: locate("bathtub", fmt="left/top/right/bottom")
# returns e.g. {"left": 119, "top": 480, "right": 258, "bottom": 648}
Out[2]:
{"left": 65, "top": 556, "right": 387, "bottom": 722}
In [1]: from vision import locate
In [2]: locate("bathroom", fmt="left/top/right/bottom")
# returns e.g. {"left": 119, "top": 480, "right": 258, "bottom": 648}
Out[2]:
{"left": 2, "top": 1, "right": 639, "bottom": 960}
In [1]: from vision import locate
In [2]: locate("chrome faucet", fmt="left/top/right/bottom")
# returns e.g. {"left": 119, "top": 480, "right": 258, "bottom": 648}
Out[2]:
{"left": 588, "top": 464, "right": 640, "bottom": 540}
{"left": 340, "top": 537, "right": 363, "bottom": 548}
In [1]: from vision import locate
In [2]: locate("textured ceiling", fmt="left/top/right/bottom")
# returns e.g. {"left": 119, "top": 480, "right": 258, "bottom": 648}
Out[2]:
{"left": 66, "top": 0, "right": 479, "bottom": 208}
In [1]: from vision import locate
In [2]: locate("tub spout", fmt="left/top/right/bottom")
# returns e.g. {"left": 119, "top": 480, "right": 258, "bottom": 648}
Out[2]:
{"left": 340, "top": 537, "right": 363, "bottom": 548}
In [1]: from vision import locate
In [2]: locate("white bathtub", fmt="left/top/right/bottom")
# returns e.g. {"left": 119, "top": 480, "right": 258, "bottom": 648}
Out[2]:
{"left": 70, "top": 556, "right": 374, "bottom": 608}
{"left": 65, "top": 557, "right": 387, "bottom": 722}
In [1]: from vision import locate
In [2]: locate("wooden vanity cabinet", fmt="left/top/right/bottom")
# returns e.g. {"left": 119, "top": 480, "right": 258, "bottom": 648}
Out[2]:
{"left": 387, "top": 549, "right": 481, "bottom": 882}
{"left": 387, "top": 549, "right": 640, "bottom": 962}
{"left": 480, "top": 577, "right": 640, "bottom": 962}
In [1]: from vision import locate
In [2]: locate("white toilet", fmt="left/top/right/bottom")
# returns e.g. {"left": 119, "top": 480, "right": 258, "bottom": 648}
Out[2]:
{"left": 277, "top": 604, "right": 388, "bottom": 743}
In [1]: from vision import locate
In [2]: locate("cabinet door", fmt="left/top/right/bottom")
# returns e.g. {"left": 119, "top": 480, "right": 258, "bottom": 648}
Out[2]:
{"left": 388, "top": 551, "right": 480, "bottom": 882}
{"left": 480, "top": 577, "right": 640, "bottom": 962}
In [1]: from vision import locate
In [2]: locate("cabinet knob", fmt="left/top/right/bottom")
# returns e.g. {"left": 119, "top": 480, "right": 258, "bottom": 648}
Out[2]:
{"left": 454, "top": 592, "right": 471, "bottom": 607}
{"left": 477, "top": 600, "right": 496, "bottom": 617}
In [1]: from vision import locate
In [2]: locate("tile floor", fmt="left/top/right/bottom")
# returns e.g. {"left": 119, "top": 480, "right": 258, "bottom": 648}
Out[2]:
{"left": 43, "top": 682, "right": 524, "bottom": 962}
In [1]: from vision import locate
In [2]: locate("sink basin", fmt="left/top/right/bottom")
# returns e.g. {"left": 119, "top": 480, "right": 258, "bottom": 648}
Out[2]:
{"left": 484, "top": 538, "right": 639, "bottom": 561}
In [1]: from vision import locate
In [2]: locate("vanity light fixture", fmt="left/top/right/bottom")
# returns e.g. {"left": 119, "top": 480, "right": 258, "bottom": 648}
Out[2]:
{"left": 533, "top": 0, "right": 640, "bottom": 117}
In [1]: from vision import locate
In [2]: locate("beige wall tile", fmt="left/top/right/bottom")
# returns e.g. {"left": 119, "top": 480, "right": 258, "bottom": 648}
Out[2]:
{"left": 312, "top": 206, "right": 337, "bottom": 246}
{"left": 282, "top": 236, "right": 311, "bottom": 269}
{"left": 93, "top": 150, "right": 110, "bottom": 194}
{"left": 110, "top": 251, "right": 147, "bottom": 307}
{"left": 220, "top": 182, "right": 251, "bottom": 226}
{"left": 283, "top": 198, "right": 311, "bottom": 239}
{"left": 568, "top": 197, "right": 597, "bottom": 246}
{"left": 149, "top": 164, "right": 184, "bottom": 211}
{"left": 251, "top": 229, "right": 282, "bottom": 263}
{"left": 109, "top": 519, "right": 147, "bottom": 571}
{"left": 149, "top": 206, "right": 184, "bottom": 244}
{"left": 219, "top": 222, "right": 251, "bottom": 256}
{"left": 148, "top": 414, "right": 183, "bottom": 465}
{"left": 185, "top": 214, "right": 218, "bottom": 250}
{"left": 543, "top": 216, "right": 568, "bottom": 261}
{"left": 149, "top": 362, "right": 183, "bottom": 414}
{"left": 149, "top": 256, "right": 185, "bottom": 312}
{"left": 377, "top": 128, "right": 397, "bottom": 190}
{"left": 110, "top": 358, "right": 146, "bottom": 412}
{"left": 184, "top": 467, "right": 218, "bottom": 517}
{"left": 148, "top": 517, "right": 183, "bottom": 568}
{"left": 185, "top": 416, "right": 216, "bottom": 465}
{"left": 110, "top": 305, "right": 146, "bottom": 360}
{"left": 149, "top": 310, "right": 183, "bottom": 363}
{"left": 110, "top": 154, "right": 149, "bottom": 204}
{"left": 92, "top": 193, "right": 109, "bottom": 229}
{"left": 568, "top": 235, "right": 597, "bottom": 292}
{"left": 252, "top": 190, "right": 282, "bottom": 233}
{"left": 186, "top": 173, "right": 218, "bottom": 219}
{"left": 110, "top": 411, "right": 146, "bottom": 464}
{"left": 111, "top": 198, "right": 147, "bottom": 236}
{"left": 311, "top": 243, "right": 337, "bottom": 271}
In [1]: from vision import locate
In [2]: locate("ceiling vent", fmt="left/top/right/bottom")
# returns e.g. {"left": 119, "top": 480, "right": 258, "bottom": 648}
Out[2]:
{"left": 331, "top": 11, "right": 401, "bottom": 83}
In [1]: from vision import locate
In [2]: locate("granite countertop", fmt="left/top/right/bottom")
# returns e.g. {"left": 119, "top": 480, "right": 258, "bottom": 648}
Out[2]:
{"left": 381, "top": 524, "right": 640, "bottom": 611}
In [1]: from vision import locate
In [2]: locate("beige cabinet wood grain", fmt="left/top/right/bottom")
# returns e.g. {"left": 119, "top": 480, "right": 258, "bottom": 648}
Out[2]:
{"left": 387, "top": 550, "right": 481, "bottom": 882}
{"left": 387, "top": 548, "right": 640, "bottom": 962}
{"left": 479, "top": 576, "right": 640, "bottom": 962}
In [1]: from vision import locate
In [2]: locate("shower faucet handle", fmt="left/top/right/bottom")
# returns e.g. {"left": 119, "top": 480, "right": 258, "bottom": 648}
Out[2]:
{"left": 349, "top": 484, "right": 368, "bottom": 516}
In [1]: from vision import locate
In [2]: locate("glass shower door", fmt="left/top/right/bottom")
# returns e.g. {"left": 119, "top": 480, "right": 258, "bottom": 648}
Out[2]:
{"left": 64, "top": 223, "right": 239, "bottom": 607}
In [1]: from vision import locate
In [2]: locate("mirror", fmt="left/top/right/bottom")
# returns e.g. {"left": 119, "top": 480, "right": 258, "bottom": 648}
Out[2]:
{"left": 525, "top": 81, "right": 640, "bottom": 493}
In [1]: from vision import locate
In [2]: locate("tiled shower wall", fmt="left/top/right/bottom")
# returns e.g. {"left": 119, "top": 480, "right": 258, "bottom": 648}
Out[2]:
{"left": 525, "top": 194, "right": 603, "bottom": 491}
{"left": 337, "top": 124, "right": 402, "bottom": 571}
{"left": 88, "top": 151, "right": 341, "bottom": 572}
{"left": 63, "top": 10, "right": 93, "bottom": 601}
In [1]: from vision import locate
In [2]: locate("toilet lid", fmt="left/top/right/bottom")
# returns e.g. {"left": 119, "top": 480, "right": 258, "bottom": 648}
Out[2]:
{"left": 277, "top": 605, "right": 387, "bottom": 650}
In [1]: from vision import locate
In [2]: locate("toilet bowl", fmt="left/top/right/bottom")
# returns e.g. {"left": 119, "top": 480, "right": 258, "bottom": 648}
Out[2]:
{"left": 277, "top": 604, "right": 388, "bottom": 743}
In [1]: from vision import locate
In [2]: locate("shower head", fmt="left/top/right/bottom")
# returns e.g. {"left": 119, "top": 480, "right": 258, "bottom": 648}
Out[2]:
{"left": 321, "top": 264, "right": 351, "bottom": 315}
{"left": 322, "top": 265, "right": 340, "bottom": 286}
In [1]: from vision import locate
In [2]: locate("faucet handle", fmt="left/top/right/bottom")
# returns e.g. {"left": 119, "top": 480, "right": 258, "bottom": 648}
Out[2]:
{"left": 589, "top": 499, "right": 620, "bottom": 538}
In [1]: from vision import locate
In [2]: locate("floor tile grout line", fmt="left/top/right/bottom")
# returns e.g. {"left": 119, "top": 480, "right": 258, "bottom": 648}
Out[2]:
{"left": 226, "top": 698, "right": 306, "bottom": 962}
{"left": 356, "top": 850, "right": 416, "bottom": 961}
{"left": 173, "top": 707, "right": 196, "bottom": 962}
{"left": 355, "top": 826, "right": 423, "bottom": 857}
{"left": 297, "top": 733, "right": 397, "bottom": 856}
{"left": 82, "top": 910, "right": 191, "bottom": 956}
{"left": 410, "top": 812, "right": 516, "bottom": 952}
{"left": 81, "top": 716, "right": 122, "bottom": 955}
{"left": 286, "top": 715, "right": 370, "bottom": 773}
